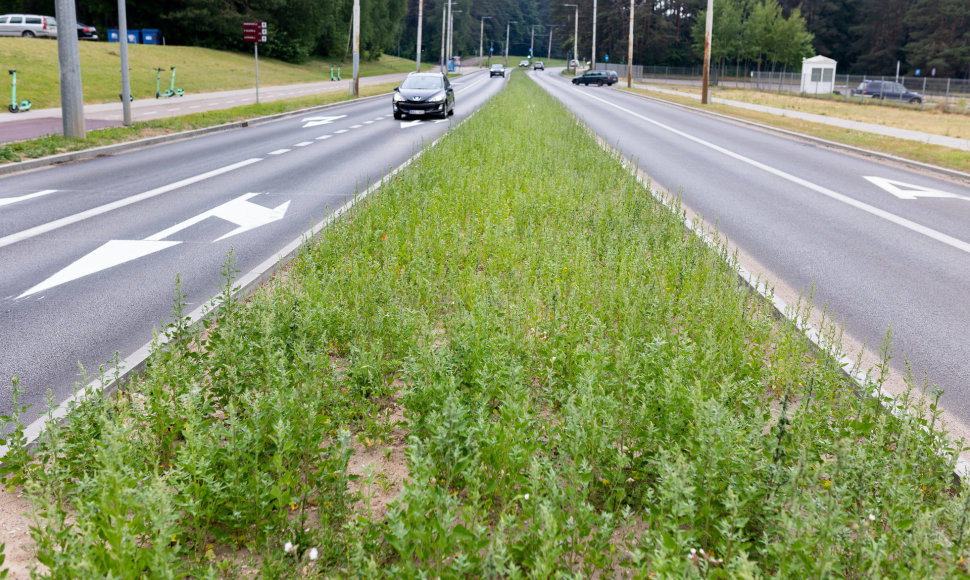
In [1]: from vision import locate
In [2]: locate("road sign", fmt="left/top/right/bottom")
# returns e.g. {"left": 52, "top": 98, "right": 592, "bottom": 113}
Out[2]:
{"left": 243, "top": 21, "right": 267, "bottom": 43}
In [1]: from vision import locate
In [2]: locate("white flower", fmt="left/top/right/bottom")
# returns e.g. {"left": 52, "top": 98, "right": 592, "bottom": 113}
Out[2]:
{"left": 284, "top": 541, "right": 294, "bottom": 553}
{"left": 868, "top": 513, "right": 876, "bottom": 521}
{"left": 308, "top": 547, "right": 319, "bottom": 561}
{"left": 524, "top": 493, "right": 530, "bottom": 500}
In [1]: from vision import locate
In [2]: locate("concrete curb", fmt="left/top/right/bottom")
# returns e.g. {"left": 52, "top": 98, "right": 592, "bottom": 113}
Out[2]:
{"left": 622, "top": 86, "right": 970, "bottom": 184}
{"left": 0, "top": 92, "right": 391, "bottom": 177}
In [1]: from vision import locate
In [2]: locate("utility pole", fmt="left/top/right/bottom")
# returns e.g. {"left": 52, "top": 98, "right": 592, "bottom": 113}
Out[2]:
{"left": 415, "top": 0, "right": 423, "bottom": 72}
{"left": 627, "top": 0, "right": 634, "bottom": 88}
{"left": 449, "top": 9, "right": 463, "bottom": 67}
{"left": 701, "top": 0, "right": 713, "bottom": 103}
{"left": 592, "top": 0, "right": 597, "bottom": 69}
{"left": 564, "top": 4, "right": 578, "bottom": 72}
{"left": 117, "top": 0, "right": 132, "bottom": 126}
{"left": 54, "top": 0, "right": 85, "bottom": 138}
{"left": 479, "top": 16, "right": 492, "bottom": 61}
{"left": 505, "top": 21, "right": 515, "bottom": 66}
{"left": 441, "top": 5, "right": 446, "bottom": 72}
{"left": 547, "top": 26, "right": 557, "bottom": 60}
{"left": 531, "top": 25, "right": 537, "bottom": 58}
{"left": 352, "top": 0, "right": 360, "bottom": 96}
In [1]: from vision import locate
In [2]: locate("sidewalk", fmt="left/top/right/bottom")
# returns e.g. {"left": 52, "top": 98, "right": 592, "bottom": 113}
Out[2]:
{"left": 633, "top": 82, "right": 970, "bottom": 152}
{"left": 0, "top": 72, "right": 415, "bottom": 144}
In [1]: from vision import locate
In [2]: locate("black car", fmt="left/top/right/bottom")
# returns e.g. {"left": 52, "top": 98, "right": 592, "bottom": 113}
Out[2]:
{"left": 77, "top": 22, "right": 97, "bottom": 40}
{"left": 392, "top": 72, "right": 455, "bottom": 120}
{"left": 490, "top": 64, "right": 505, "bottom": 77}
{"left": 571, "top": 70, "right": 618, "bottom": 86}
{"left": 851, "top": 80, "right": 922, "bottom": 104}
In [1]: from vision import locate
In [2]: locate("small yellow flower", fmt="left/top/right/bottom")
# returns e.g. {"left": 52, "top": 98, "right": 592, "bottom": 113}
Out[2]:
{"left": 290, "top": 502, "right": 298, "bottom": 511}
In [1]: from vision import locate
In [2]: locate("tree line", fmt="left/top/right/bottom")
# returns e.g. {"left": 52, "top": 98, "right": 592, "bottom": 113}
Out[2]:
{"left": 2, "top": 0, "right": 967, "bottom": 76}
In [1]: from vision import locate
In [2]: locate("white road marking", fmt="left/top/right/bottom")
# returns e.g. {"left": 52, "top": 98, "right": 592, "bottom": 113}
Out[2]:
{"left": 400, "top": 120, "right": 422, "bottom": 129}
{"left": 189, "top": 105, "right": 201, "bottom": 109}
{"left": 20, "top": 193, "right": 290, "bottom": 298}
{"left": 294, "top": 142, "right": 313, "bottom": 147}
{"left": 350, "top": 124, "right": 363, "bottom": 129}
{"left": 864, "top": 176, "right": 970, "bottom": 201}
{"left": 334, "top": 129, "right": 348, "bottom": 134}
{"left": 573, "top": 87, "right": 970, "bottom": 257}
{"left": 0, "top": 189, "right": 57, "bottom": 208}
{"left": 316, "top": 135, "right": 333, "bottom": 140}
{"left": 269, "top": 149, "right": 291, "bottom": 155}
{"left": 364, "top": 121, "right": 374, "bottom": 124}
{"left": 302, "top": 115, "right": 346, "bottom": 128}
{"left": 0, "top": 158, "right": 263, "bottom": 250}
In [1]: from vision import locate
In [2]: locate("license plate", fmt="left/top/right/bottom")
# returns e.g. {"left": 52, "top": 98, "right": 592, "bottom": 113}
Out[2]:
{"left": 407, "top": 109, "right": 424, "bottom": 115}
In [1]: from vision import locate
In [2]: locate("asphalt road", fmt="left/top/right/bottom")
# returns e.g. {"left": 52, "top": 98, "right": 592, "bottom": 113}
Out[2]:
{"left": 531, "top": 70, "right": 970, "bottom": 433}
{"left": 0, "top": 69, "right": 506, "bottom": 430}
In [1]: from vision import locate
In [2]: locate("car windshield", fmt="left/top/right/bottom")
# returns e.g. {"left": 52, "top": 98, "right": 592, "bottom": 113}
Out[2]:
{"left": 401, "top": 75, "right": 443, "bottom": 90}
{"left": 491, "top": 65, "right": 502, "bottom": 70}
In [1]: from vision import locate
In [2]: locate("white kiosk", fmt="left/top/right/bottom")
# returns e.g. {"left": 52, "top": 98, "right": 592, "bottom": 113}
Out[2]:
{"left": 800, "top": 55, "right": 837, "bottom": 95}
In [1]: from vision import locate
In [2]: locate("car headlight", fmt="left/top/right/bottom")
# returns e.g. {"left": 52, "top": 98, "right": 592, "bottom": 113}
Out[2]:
{"left": 428, "top": 92, "right": 445, "bottom": 103}
{"left": 393, "top": 93, "right": 405, "bottom": 102}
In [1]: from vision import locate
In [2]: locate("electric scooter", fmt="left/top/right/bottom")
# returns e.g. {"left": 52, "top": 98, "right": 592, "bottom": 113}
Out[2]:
{"left": 7, "top": 69, "right": 31, "bottom": 113}
{"left": 154, "top": 67, "right": 164, "bottom": 98}
{"left": 163, "top": 66, "right": 183, "bottom": 97}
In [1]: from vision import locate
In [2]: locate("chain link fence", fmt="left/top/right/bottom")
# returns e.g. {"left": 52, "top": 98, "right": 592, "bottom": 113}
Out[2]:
{"left": 613, "top": 64, "right": 970, "bottom": 113}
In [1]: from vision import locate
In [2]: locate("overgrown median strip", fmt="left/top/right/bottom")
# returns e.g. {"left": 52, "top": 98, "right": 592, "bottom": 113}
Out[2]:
{"left": 5, "top": 72, "right": 969, "bottom": 577}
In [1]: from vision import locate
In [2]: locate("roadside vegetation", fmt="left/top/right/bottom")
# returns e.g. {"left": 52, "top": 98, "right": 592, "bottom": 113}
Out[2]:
{"left": 0, "top": 38, "right": 421, "bottom": 108}
{"left": 626, "top": 85, "right": 970, "bottom": 174}
{"left": 0, "top": 82, "right": 397, "bottom": 165}
{"left": 3, "top": 71, "right": 970, "bottom": 578}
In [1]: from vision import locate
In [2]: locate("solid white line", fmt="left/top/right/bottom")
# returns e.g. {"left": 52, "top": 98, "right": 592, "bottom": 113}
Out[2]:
{"left": 0, "top": 159, "right": 263, "bottom": 250}
{"left": 574, "top": 87, "right": 970, "bottom": 257}
{"left": 268, "top": 149, "right": 291, "bottom": 155}
{"left": 0, "top": 189, "right": 58, "bottom": 208}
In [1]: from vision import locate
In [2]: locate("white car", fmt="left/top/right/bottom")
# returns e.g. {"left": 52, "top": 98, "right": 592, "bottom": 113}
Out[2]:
{"left": 518, "top": 60, "right": 530, "bottom": 67}
{"left": 0, "top": 14, "right": 57, "bottom": 38}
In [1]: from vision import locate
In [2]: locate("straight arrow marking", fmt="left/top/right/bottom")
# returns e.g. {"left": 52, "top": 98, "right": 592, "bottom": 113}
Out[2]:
{"left": 19, "top": 240, "right": 180, "bottom": 298}
{"left": 864, "top": 176, "right": 970, "bottom": 201}
{"left": 0, "top": 158, "right": 262, "bottom": 251}
{"left": 0, "top": 190, "right": 58, "bottom": 208}
{"left": 20, "top": 193, "right": 290, "bottom": 298}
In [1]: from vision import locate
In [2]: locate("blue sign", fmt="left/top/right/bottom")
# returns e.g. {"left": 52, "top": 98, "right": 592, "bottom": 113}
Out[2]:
{"left": 605, "top": 54, "right": 609, "bottom": 62}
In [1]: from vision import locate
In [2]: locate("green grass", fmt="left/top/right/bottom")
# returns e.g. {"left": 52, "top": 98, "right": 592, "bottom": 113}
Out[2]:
{"left": 0, "top": 38, "right": 422, "bottom": 108}
{"left": 5, "top": 71, "right": 970, "bottom": 578}
{"left": 0, "top": 82, "right": 398, "bottom": 165}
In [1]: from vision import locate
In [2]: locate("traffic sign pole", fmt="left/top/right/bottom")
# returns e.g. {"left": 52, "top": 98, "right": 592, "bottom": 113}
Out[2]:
{"left": 243, "top": 22, "right": 267, "bottom": 104}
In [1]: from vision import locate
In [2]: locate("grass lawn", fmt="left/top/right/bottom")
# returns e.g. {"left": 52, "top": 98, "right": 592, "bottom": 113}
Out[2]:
{"left": 7, "top": 70, "right": 968, "bottom": 578}
{"left": 0, "top": 38, "right": 423, "bottom": 108}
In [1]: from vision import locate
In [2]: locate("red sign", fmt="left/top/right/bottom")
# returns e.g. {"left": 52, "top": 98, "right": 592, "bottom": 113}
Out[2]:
{"left": 243, "top": 22, "right": 267, "bottom": 43}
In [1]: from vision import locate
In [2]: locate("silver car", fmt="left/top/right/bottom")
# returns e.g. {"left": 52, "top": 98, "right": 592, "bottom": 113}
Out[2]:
{"left": 0, "top": 14, "right": 58, "bottom": 38}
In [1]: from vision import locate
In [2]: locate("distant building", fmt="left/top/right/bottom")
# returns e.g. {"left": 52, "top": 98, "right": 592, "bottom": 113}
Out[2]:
{"left": 801, "top": 55, "right": 837, "bottom": 95}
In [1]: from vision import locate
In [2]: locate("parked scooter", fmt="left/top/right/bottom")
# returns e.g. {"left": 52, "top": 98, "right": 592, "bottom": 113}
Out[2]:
{"left": 7, "top": 69, "right": 32, "bottom": 113}
{"left": 163, "top": 66, "right": 183, "bottom": 97}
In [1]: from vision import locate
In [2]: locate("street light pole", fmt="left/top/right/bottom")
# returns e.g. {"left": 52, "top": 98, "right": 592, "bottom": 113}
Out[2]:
{"left": 479, "top": 16, "right": 492, "bottom": 61}
{"left": 54, "top": 0, "right": 85, "bottom": 138}
{"left": 352, "top": 0, "right": 360, "bottom": 96}
{"left": 531, "top": 25, "right": 536, "bottom": 58}
{"left": 449, "top": 9, "right": 462, "bottom": 66}
{"left": 702, "top": 0, "right": 713, "bottom": 103}
{"left": 627, "top": 0, "right": 634, "bottom": 88}
{"left": 564, "top": 4, "right": 578, "bottom": 72}
{"left": 505, "top": 21, "right": 515, "bottom": 66}
{"left": 415, "top": 0, "right": 423, "bottom": 72}
{"left": 592, "top": 0, "right": 597, "bottom": 69}
{"left": 440, "top": 5, "right": 446, "bottom": 72}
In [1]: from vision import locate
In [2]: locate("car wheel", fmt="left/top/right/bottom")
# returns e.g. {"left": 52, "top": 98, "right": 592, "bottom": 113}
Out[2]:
{"left": 597, "top": 80, "right": 604, "bottom": 87}
{"left": 909, "top": 97, "right": 921, "bottom": 104}
{"left": 22, "top": 31, "right": 34, "bottom": 38}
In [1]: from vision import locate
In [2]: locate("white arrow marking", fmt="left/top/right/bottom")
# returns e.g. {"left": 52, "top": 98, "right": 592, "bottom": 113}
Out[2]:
{"left": 301, "top": 114, "right": 346, "bottom": 128}
{"left": 0, "top": 190, "right": 58, "bottom": 208}
{"left": 864, "top": 176, "right": 970, "bottom": 201}
{"left": 146, "top": 193, "right": 290, "bottom": 242}
{"left": 400, "top": 120, "right": 423, "bottom": 129}
{"left": 19, "top": 240, "right": 180, "bottom": 298}
{"left": 21, "top": 194, "right": 290, "bottom": 298}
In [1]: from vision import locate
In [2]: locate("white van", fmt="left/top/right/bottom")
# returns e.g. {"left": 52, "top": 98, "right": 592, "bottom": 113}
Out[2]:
{"left": 0, "top": 14, "right": 58, "bottom": 38}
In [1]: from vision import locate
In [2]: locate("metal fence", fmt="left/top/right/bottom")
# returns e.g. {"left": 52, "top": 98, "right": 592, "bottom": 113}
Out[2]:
{"left": 616, "top": 64, "right": 970, "bottom": 112}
